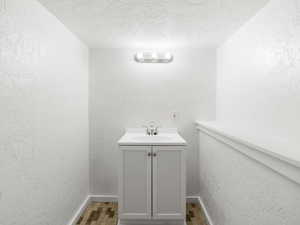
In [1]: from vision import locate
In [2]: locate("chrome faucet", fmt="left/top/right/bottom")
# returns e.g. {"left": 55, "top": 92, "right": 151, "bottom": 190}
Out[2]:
{"left": 142, "top": 121, "right": 160, "bottom": 136}
{"left": 142, "top": 125, "right": 151, "bottom": 135}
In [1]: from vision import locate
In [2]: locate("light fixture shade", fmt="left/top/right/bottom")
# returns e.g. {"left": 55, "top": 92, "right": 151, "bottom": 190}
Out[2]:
{"left": 134, "top": 52, "right": 173, "bottom": 63}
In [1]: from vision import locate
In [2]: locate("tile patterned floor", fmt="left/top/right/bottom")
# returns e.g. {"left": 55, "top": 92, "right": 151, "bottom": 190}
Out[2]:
{"left": 186, "top": 203, "right": 208, "bottom": 225}
{"left": 76, "top": 202, "right": 208, "bottom": 225}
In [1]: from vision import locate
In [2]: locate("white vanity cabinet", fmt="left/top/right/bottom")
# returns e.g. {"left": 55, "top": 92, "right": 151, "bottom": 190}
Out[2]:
{"left": 152, "top": 146, "right": 186, "bottom": 220}
{"left": 118, "top": 146, "right": 152, "bottom": 220}
{"left": 118, "top": 145, "right": 186, "bottom": 224}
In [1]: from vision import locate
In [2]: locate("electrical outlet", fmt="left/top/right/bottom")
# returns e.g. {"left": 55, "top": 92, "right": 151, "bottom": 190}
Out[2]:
{"left": 171, "top": 111, "right": 178, "bottom": 120}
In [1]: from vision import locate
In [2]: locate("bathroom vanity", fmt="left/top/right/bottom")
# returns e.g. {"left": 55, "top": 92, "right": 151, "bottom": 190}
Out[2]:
{"left": 118, "top": 129, "right": 187, "bottom": 225}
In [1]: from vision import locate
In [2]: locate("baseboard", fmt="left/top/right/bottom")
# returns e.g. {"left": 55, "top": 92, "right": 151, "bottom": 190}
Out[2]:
{"left": 197, "top": 195, "right": 213, "bottom": 225}
{"left": 186, "top": 196, "right": 200, "bottom": 203}
{"left": 67, "top": 195, "right": 91, "bottom": 225}
{"left": 67, "top": 195, "right": 212, "bottom": 225}
{"left": 90, "top": 195, "right": 198, "bottom": 204}
{"left": 67, "top": 195, "right": 118, "bottom": 225}
{"left": 89, "top": 194, "right": 118, "bottom": 202}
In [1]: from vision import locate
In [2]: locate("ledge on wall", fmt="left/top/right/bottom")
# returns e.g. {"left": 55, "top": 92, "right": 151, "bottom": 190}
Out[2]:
{"left": 195, "top": 121, "right": 300, "bottom": 185}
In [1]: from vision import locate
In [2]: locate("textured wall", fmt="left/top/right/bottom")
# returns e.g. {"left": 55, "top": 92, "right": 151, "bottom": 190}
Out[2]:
{"left": 198, "top": 131, "right": 300, "bottom": 225}
{"left": 197, "top": 0, "right": 300, "bottom": 224}
{"left": 217, "top": 0, "right": 300, "bottom": 139}
{"left": 90, "top": 48, "right": 216, "bottom": 196}
{"left": 0, "top": 1, "right": 89, "bottom": 225}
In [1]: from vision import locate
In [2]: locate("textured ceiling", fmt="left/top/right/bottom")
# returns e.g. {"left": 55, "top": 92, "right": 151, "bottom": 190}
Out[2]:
{"left": 38, "top": 0, "right": 269, "bottom": 48}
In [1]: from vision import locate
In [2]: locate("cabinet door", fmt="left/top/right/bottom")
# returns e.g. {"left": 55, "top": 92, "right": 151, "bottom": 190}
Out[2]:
{"left": 152, "top": 146, "right": 186, "bottom": 220}
{"left": 119, "top": 146, "right": 152, "bottom": 219}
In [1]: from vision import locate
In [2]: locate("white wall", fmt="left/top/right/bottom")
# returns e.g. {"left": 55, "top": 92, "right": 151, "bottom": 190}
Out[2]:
{"left": 90, "top": 48, "right": 216, "bottom": 196}
{"left": 198, "top": 131, "right": 300, "bottom": 225}
{"left": 217, "top": 0, "right": 300, "bottom": 140}
{"left": 0, "top": 1, "right": 89, "bottom": 225}
{"left": 198, "top": 0, "right": 300, "bottom": 224}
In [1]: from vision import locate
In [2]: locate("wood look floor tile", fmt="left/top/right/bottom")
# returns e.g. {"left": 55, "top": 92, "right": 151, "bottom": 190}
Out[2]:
{"left": 77, "top": 202, "right": 207, "bottom": 225}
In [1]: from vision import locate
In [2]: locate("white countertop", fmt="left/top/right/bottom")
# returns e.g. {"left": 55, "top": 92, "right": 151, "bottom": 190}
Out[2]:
{"left": 118, "top": 128, "right": 187, "bottom": 146}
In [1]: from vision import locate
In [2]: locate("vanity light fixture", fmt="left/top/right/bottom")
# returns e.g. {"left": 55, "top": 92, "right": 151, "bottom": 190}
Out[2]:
{"left": 134, "top": 52, "right": 173, "bottom": 63}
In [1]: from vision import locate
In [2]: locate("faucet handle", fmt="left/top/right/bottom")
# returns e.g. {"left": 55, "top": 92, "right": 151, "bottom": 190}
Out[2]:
{"left": 142, "top": 125, "right": 150, "bottom": 135}
{"left": 153, "top": 125, "right": 160, "bottom": 135}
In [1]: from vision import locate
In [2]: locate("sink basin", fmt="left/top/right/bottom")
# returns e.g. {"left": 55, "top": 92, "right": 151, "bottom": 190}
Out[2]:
{"left": 133, "top": 135, "right": 172, "bottom": 142}
{"left": 118, "top": 128, "right": 187, "bottom": 146}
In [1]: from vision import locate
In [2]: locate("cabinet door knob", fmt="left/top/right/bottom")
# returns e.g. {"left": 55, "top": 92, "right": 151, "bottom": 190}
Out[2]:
{"left": 153, "top": 153, "right": 157, "bottom": 157}
{"left": 148, "top": 152, "right": 151, "bottom": 157}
